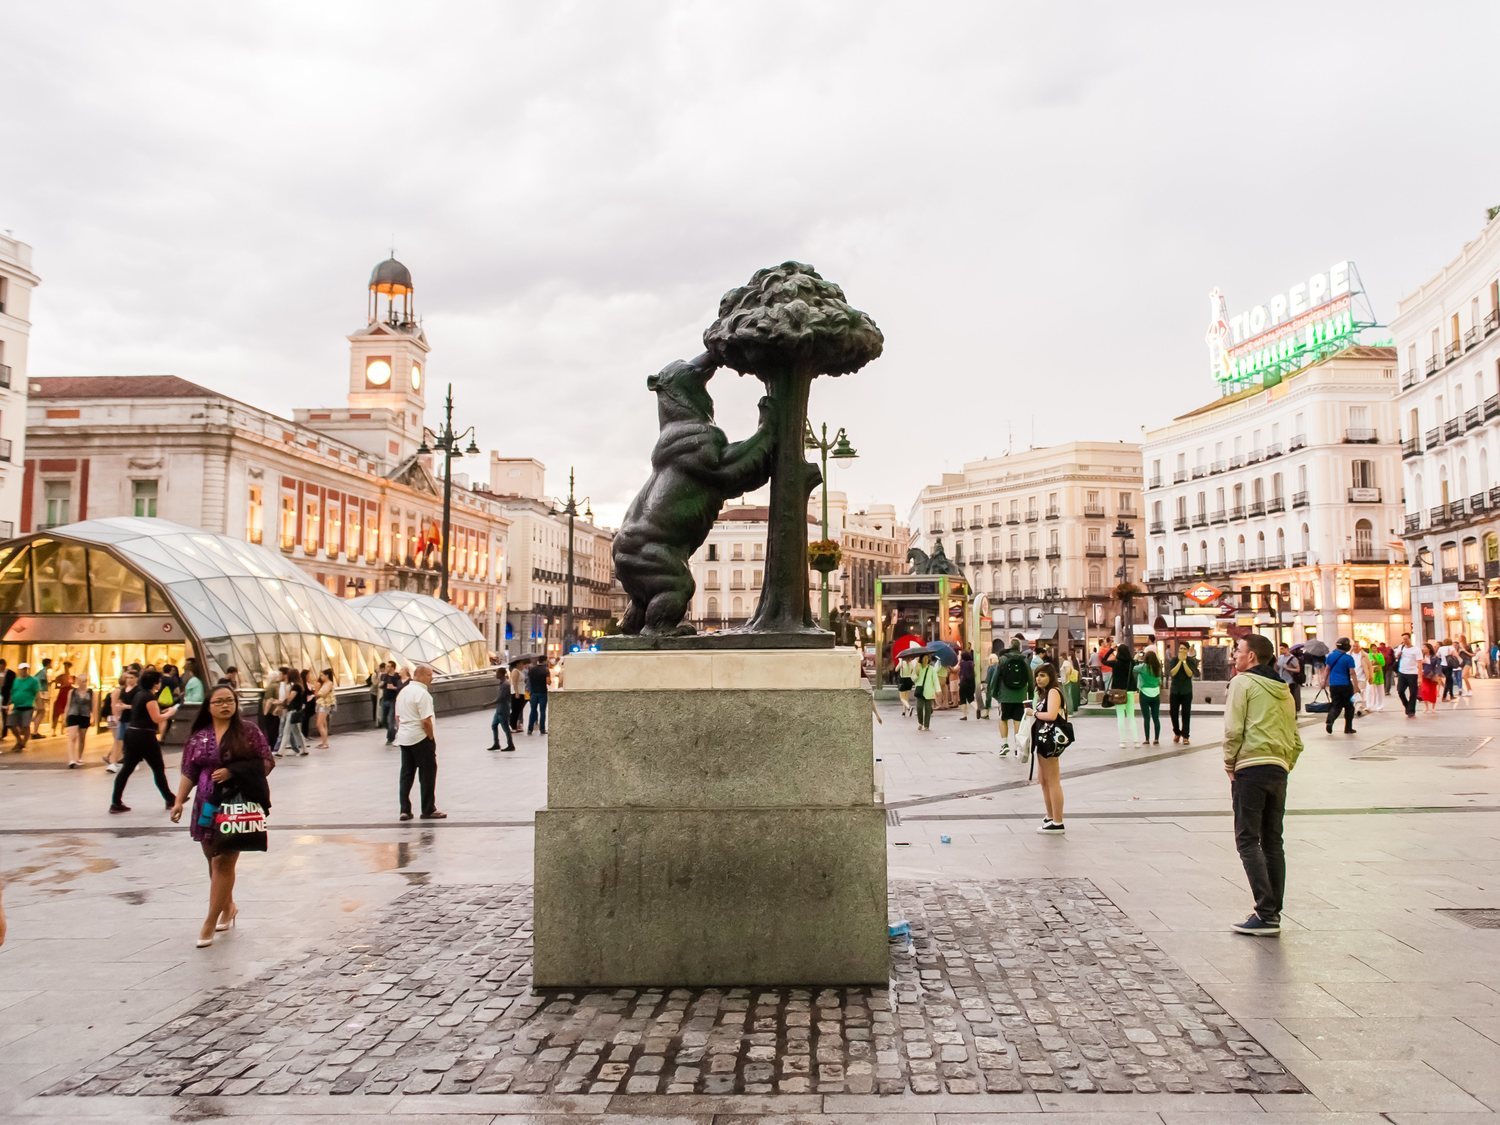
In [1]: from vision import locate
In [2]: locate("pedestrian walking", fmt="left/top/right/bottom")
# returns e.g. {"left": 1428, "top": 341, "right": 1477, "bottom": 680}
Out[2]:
{"left": 104, "top": 670, "right": 136, "bottom": 772}
{"left": 1275, "top": 643, "right": 1303, "bottom": 713}
{"left": 395, "top": 664, "right": 445, "bottom": 820}
{"left": 7, "top": 663, "right": 40, "bottom": 752}
{"left": 487, "top": 666, "right": 515, "bottom": 752}
{"left": 896, "top": 654, "right": 916, "bottom": 717}
{"left": 1393, "top": 632, "right": 1421, "bottom": 717}
{"left": 1454, "top": 637, "right": 1472, "bottom": 699}
{"left": 992, "top": 639, "right": 1032, "bottom": 756}
{"left": 912, "top": 653, "right": 940, "bottom": 732}
{"left": 1419, "top": 642, "right": 1442, "bottom": 712}
{"left": 380, "top": 664, "right": 404, "bottom": 743}
{"left": 977, "top": 653, "right": 998, "bottom": 719}
{"left": 31, "top": 658, "right": 53, "bottom": 738}
{"left": 368, "top": 662, "right": 384, "bottom": 727}
{"left": 1321, "top": 638, "right": 1358, "bottom": 735}
{"left": 1059, "top": 652, "right": 1081, "bottom": 714}
{"left": 0, "top": 659, "right": 12, "bottom": 744}
{"left": 1366, "top": 643, "right": 1386, "bottom": 712}
{"left": 1437, "top": 638, "right": 1457, "bottom": 701}
{"left": 1137, "top": 650, "right": 1162, "bottom": 745}
{"left": 169, "top": 684, "right": 275, "bottom": 947}
{"left": 1110, "top": 643, "right": 1137, "bottom": 748}
{"left": 275, "top": 668, "right": 308, "bottom": 757}
{"left": 1224, "top": 633, "right": 1303, "bottom": 937}
{"left": 313, "top": 669, "right": 335, "bottom": 748}
{"left": 508, "top": 662, "right": 527, "bottom": 731}
{"left": 51, "top": 662, "right": 75, "bottom": 736}
{"left": 1031, "top": 663, "right": 1070, "bottom": 834}
{"left": 110, "top": 669, "right": 179, "bottom": 813}
{"left": 957, "top": 648, "right": 976, "bottom": 720}
{"left": 526, "top": 659, "right": 550, "bottom": 735}
{"left": 64, "top": 676, "right": 94, "bottom": 768}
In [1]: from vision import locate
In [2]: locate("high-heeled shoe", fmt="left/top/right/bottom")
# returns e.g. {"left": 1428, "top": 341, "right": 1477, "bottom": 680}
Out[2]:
{"left": 195, "top": 934, "right": 214, "bottom": 948}
{"left": 215, "top": 908, "right": 238, "bottom": 933}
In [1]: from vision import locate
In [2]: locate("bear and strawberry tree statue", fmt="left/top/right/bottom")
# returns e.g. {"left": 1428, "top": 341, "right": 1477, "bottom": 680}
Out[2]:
{"left": 609, "top": 262, "right": 882, "bottom": 645}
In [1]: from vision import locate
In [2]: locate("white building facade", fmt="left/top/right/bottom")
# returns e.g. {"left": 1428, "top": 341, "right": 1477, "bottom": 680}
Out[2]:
{"left": 22, "top": 258, "right": 510, "bottom": 649}
{"left": 1143, "top": 346, "right": 1408, "bottom": 647}
{"left": 484, "top": 456, "right": 618, "bottom": 655}
{"left": 907, "top": 442, "right": 1144, "bottom": 648}
{"left": 1391, "top": 212, "right": 1500, "bottom": 648}
{"left": 0, "top": 233, "right": 40, "bottom": 538}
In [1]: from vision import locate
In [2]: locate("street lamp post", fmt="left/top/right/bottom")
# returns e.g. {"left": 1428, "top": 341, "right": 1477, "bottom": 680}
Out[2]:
{"left": 552, "top": 468, "right": 592, "bottom": 652}
{"left": 416, "top": 384, "right": 480, "bottom": 603}
{"left": 804, "top": 420, "right": 858, "bottom": 629}
{"left": 1112, "top": 518, "right": 1137, "bottom": 642}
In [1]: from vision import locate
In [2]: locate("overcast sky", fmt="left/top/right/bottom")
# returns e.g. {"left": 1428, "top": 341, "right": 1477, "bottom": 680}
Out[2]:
{"left": 9, "top": 2, "right": 1500, "bottom": 528}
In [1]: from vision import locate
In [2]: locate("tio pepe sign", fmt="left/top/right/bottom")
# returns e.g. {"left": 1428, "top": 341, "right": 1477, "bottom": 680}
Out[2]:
{"left": 1205, "top": 261, "right": 1361, "bottom": 389}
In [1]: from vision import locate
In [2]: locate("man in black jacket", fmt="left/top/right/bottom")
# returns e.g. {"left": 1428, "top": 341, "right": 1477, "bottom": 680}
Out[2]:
{"left": 526, "top": 660, "right": 550, "bottom": 735}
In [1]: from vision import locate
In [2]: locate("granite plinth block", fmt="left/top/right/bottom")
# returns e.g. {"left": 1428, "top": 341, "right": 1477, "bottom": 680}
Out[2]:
{"left": 533, "top": 805, "right": 888, "bottom": 987}
{"left": 534, "top": 647, "right": 887, "bottom": 988}
{"left": 547, "top": 689, "right": 874, "bottom": 808}
{"left": 596, "top": 630, "right": 834, "bottom": 651}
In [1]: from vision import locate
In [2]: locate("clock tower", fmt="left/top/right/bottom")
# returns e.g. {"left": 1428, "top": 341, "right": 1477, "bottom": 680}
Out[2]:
{"left": 299, "top": 255, "right": 431, "bottom": 463}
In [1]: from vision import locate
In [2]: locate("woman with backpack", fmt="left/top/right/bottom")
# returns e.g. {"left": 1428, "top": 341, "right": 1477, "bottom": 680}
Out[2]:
{"left": 1031, "top": 663, "right": 1069, "bottom": 834}
{"left": 1137, "top": 650, "right": 1163, "bottom": 745}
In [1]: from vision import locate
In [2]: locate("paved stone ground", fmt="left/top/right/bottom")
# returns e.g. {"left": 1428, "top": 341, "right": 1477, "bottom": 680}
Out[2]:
{"left": 48, "top": 878, "right": 1298, "bottom": 1101}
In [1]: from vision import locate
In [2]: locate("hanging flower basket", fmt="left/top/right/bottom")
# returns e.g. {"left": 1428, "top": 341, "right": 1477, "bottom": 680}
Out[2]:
{"left": 1113, "top": 581, "right": 1142, "bottom": 601}
{"left": 808, "top": 539, "right": 842, "bottom": 574}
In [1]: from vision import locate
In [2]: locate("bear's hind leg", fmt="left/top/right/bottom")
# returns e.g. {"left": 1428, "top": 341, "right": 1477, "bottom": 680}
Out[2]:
{"left": 620, "top": 599, "right": 646, "bottom": 635}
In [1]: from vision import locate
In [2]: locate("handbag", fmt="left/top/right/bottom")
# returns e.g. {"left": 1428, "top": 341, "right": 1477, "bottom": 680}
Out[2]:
{"left": 1305, "top": 687, "right": 1331, "bottom": 714}
{"left": 210, "top": 782, "right": 268, "bottom": 852}
{"left": 1105, "top": 689, "right": 1128, "bottom": 706}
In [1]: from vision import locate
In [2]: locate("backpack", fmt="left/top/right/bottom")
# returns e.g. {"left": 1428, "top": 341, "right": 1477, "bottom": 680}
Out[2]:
{"left": 999, "top": 652, "right": 1030, "bottom": 691}
{"left": 1445, "top": 651, "right": 1461, "bottom": 670}
{"left": 1288, "top": 656, "right": 1305, "bottom": 686}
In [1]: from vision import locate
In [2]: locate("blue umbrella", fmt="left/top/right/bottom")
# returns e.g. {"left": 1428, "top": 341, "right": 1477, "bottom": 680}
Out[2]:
{"left": 928, "top": 640, "right": 959, "bottom": 667}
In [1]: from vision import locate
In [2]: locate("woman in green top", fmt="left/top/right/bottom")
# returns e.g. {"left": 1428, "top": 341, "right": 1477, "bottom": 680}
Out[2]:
{"left": 1366, "top": 646, "right": 1386, "bottom": 712}
{"left": 1137, "top": 650, "right": 1163, "bottom": 745}
{"left": 912, "top": 654, "right": 940, "bottom": 732}
{"left": 181, "top": 658, "right": 206, "bottom": 705}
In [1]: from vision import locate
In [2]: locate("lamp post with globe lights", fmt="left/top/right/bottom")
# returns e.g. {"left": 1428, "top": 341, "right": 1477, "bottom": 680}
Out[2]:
{"left": 416, "top": 384, "right": 480, "bottom": 603}
{"left": 804, "top": 421, "right": 858, "bottom": 629}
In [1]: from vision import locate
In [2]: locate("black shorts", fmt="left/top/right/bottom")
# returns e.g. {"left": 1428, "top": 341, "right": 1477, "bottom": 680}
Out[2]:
{"left": 898, "top": 677, "right": 913, "bottom": 692}
{"left": 66, "top": 715, "right": 90, "bottom": 729}
{"left": 999, "top": 701, "right": 1026, "bottom": 722}
{"left": 959, "top": 682, "right": 975, "bottom": 704}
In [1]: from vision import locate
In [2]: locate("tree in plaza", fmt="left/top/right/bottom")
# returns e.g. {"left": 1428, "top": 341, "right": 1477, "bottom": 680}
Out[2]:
{"left": 704, "top": 262, "right": 883, "bottom": 634}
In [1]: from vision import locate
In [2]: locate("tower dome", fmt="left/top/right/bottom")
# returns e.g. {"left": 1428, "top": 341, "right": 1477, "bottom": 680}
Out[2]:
{"left": 367, "top": 255, "right": 415, "bottom": 326}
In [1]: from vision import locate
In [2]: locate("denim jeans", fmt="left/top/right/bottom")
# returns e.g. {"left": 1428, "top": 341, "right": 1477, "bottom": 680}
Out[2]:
{"left": 528, "top": 693, "right": 548, "bottom": 734}
{"left": 490, "top": 704, "right": 514, "bottom": 749}
{"left": 1231, "top": 764, "right": 1288, "bottom": 924}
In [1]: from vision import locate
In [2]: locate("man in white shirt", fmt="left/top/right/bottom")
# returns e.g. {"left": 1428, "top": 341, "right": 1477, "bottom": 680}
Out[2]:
{"left": 394, "top": 665, "right": 445, "bottom": 821}
{"left": 1392, "top": 632, "right": 1422, "bottom": 718}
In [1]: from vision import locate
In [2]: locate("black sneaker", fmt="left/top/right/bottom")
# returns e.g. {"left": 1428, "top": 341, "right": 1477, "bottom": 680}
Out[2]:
{"left": 1231, "top": 914, "right": 1280, "bottom": 936}
{"left": 1037, "top": 822, "right": 1065, "bottom": 834}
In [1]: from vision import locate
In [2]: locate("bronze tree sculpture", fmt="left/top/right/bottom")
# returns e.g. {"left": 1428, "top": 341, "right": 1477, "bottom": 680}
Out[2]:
{"left": 612, "top": 353, "right": 778, "bottom": 636}
{"left": 704, "top": 263, "right": 883, "bottom": 635}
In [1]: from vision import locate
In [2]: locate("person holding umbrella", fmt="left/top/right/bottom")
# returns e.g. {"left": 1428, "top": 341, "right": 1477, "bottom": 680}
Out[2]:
{"left": 911, "top": 651, "right": 941, "bottom": 732}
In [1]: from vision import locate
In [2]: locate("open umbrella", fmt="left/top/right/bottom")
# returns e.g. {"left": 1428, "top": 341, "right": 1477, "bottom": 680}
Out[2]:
{"left": 1301, "top": 639, "right": 1330, "bottom": 659}
{"left": 508, "top": 652, "right": 544, "bottom": 668}
{"left": 928, "top": 640, "right": 959, "bottom": 668}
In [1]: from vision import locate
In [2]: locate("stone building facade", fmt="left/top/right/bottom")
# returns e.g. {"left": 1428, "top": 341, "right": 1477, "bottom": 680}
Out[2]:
{"left": 0, "top": 232, "right": 39, "bottom": 538}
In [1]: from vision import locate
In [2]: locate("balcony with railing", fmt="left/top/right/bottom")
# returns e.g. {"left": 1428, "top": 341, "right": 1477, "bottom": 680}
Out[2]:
{"left": 1444, "top": 342, "right": 1461, "bottom": 364}
{"left": 1487, "top": 393, "right": 1500, "bottom": 420}
{"left": 1425, "top": 354, "right": 1441, "bottom": 375}
{"left": 1343, "top": 427, "right": 1378, "bottom": 444}
{"left": 952, "top": 518, "right": 967, "bottom": 531}
{"left": 1267, "top": 496, "right": 1286, "bottom": 514}
{"left": 1191, "top": 512, "right": 1208, "bottom": 527}
{"left": 929, "top": 524, "right": 944, "bottom": 535}
{"left": 988, "top": 517, "right": 1003, "bottom": 528}
{"left": 0, "top": 438, "right": 10, "bottom": 463}
{"left": 1192, "top": 465, "right": 1207, "bottom": 479}
{"left": 1265, "top": 553, "right": 1286, "bottom": 569}
{"left": 0, "top": 363, "right": 10, "bottom": 389}
{"left": 1005, "top": 550, "right": 1021, "bottom": 563}
{"left": 1147, "top": 519, "right": 1167, "bottom": 536}
{"left": 1291, "top": 552, "right": 1308, "bottom": 566}
{"left": 1444, "top": 417, "right": 1462, "bottom": 441}
{"left": 1427, "top": 426, "right": 1442, "bottom": 449}
{"left": 1430, "top": 504, "right": 1449, "bottom": 527}
{"left": 1247, "top": 499, "right": 1266, "bottom": 517}
{"left": 1172, "top": 469, "right": 1188, "bottom": 484}
{"left": 1400, "top": 369, "right": 1419, "bottom": 390}
{"left": 1145, "top": 570, "right": 1165, "bottom": 584}
{"left": 1464, "top": 562, "right": 1482, "bottom": 581}
{"left": 1265, "top": 442, "right": 1283, "bottom": 458}
{"left": 1344, "top": 549, "right": 1390, "bottom": 564}
{"left": 1474, "top": 492, "right": 1491, "bottom": 516}
{"left": 1211, "top": 459, "right": 1227, "bottom": 474}
{"left": 1172, "top": 517, "right": 1189, "bottom": 531}
{"left": 1291, "top": 491, "right": 1309, "bottom": 508}
{"left": 1085, "top": 546, "right": 1108, "bottom": 557}
{"left": 1023, "top": 548, "right": 1040, "bottom": 560}
{"left": 1021, "top": 511, "right": 1036, "bottom": 524}
{"left": 1147, "top": 476, "right": 1163, "bottom": 490}
{"left": 1006, "top": 514, "right": 1020, "bottom": 525}
{"left": 1403, "top": 512, "right": 1422, "bottom": 534}
{"left": 1045, "top": 546, "right": 1061, "bottom": 559}
{"left": 1229, "top": 454, "right": 1246, "bottom": 468}
{"left": 1289, "top": 434, "right": 1307, "bottom": 451}
{"left": 1402, "top": 435, "right": 1421, "bottom": 458}
{"left": 1228, "top": 504, "right": 1246, "bottom": 520}
{"left": 1347, "top": 487, "right": 1382, "bottom": 503}
{"left": 1465, "top": 327, "right": 1480, "bottom": 350}
{"left": 1247, "top": 448, "right": 1264, "bottom": 465}
{"left": 1044, "top": 507, "right": 1060, "bottom": 520}
{"left": 1442, "top": 567, "right": 1460, "bottom": 582}
{"left": 1487, "top": 308, "right": 1500, "bottom": 335}
{"left": 1210, "top": 508, "right": 1227, "bottom": 524}
{"left": 1467, "top": 406, "right": 1484, "bottom": 431}
{"left": 1083, "top": 504, "right": 1105, "bottom": 518}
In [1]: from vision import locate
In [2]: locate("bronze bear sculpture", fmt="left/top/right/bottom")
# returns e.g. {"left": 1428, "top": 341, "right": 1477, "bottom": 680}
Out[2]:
{"left": 614, "top": 353, "right": 777, "bottom": 636}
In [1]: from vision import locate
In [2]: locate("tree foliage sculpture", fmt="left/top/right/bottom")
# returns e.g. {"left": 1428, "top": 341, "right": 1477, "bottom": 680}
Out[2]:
{"left": 704, "top": 262, "right": 883, "bottom": 634}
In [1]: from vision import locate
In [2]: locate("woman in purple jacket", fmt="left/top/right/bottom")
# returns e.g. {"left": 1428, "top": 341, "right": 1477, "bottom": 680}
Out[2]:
{"left": 170, "top": 684, "right": 275, "bottom": 948}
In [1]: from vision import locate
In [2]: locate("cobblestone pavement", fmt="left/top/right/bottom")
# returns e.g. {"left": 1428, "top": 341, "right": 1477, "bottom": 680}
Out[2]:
{"left": 49, "top": 878, "right": 1299, "bottom": 1101}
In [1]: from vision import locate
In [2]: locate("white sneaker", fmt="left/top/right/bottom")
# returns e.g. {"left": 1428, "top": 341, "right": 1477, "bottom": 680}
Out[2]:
{"left": 104, "top": 763, "right": 120, "bottom": 774}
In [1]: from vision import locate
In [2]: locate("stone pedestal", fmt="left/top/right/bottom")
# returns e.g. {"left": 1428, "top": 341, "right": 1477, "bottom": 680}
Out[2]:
{"left": 534, "top": 647, "right": 888, "bottom": 987}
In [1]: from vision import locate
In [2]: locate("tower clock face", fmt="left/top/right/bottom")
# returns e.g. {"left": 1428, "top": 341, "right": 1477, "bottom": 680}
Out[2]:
{"left": 366, "top": 358, "right": 392, "bottom": 387}
{"left": 411, "top": 362, "right": 423, "bottom": 390}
